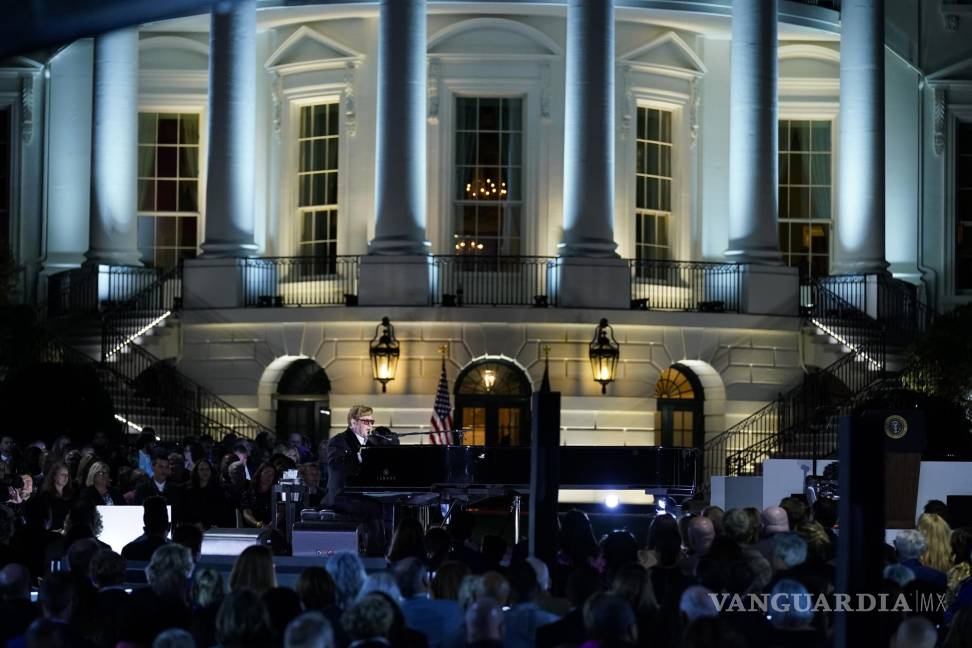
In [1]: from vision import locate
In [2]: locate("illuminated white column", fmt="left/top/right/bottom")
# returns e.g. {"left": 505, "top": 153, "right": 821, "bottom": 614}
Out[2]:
{"left": 85, "top": 28, "right": 141, "bottom": 266}
{"left": 559, "top": 0, "right": 617, "bottom": 257}
{"left": 200, "top": 0, "right": 258, "bottom": 258}
{"left": 724, "top": 0, "right": 781, "bottom": 264}
{"left": 369, "top": 0, "right": 429, "bottom": 255}
{"left": 835, "top": 0, "right": 887, "bottom": 273}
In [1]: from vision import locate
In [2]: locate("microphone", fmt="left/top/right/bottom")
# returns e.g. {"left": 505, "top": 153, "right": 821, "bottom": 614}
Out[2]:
{"left": 370, "top": 426, "right": 400, "bottom": 445}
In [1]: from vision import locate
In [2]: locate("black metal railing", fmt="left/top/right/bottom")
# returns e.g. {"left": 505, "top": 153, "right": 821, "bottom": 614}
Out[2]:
{"left": 629, "top": 260, "right": 742, "bottom": 312}
{"left": 241, "top": 256, "right": 359, "bottom": 307}
{"left": 431, "top": 255, "right": 557, "bottom": 307}
{"left": 875, "top": 274, "right": 932, "bottom": 347}
{"left": 46, "top": 265, "right": 162, "bottom": 319}
{"left": 101, "top": 264, "right": 182, "bottom": 355}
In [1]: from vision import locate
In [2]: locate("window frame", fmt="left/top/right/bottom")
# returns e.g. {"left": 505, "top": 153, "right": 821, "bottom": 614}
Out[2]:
{"left": 294, "top": 101, "right": 341, "bottom": 271}
{"left": 634, "top": 105, "right": 676, "bottom": 265}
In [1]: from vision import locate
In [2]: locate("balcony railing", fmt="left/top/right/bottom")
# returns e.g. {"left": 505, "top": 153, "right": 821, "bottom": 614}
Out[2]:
{"left": 629, "top": 260, "right": 742, "bottom": 313}
{"left": 46, "top": 265, "right": 164, "bottom": 319}
{"left": 431, "top": 255, "right": 558, "bottom": 307}
{"left": 241, "top": 256, "right": 360, "bottom": 307}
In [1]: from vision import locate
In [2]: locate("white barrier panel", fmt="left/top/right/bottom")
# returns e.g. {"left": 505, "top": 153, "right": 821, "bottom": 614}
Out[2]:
{"left": 97, "top": 505, "right": 171, "bottom": 553}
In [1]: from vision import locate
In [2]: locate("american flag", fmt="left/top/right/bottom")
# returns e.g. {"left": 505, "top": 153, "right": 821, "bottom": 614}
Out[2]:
{"left": 429, "top": 361, "right": 454, "bottom": 445}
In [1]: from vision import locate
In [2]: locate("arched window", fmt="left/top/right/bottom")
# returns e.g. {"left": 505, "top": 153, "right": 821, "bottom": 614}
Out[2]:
{"left": 454, "top": 358, "right": 531, "bottom": 446}
{"left": 275, "top": 359, "right": 330, "bottom": 447}
{"left": 654, "top": 363, "right": 704, "bottom": 447}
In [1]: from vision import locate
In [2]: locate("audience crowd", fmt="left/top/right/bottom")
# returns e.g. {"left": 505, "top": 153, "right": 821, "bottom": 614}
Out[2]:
{"left": 1, "top": 430, "right": 972, "bottom": 648}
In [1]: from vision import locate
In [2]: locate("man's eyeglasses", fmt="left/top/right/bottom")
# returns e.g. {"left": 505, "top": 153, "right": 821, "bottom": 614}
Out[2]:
{"left": 356, "top": 418, "right": 376, "bottom": 425}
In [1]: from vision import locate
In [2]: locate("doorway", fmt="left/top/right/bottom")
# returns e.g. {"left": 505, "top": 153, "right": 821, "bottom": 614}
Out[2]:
{"left": 654, "top": 363, "right": 705, "bottom": 448}
{"left": 454, "top": 358, "right": 532, "bottom": 446}
{"left": 274, "top": 359, "right": 330, "bottom": 448}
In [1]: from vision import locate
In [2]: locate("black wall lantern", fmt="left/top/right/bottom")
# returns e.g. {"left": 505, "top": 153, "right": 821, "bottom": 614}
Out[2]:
{"left": 369, "top": 316, "right": 400, "bottom": 393}
{"left": 588, "top": 318, "right": 620, "bottom": 394}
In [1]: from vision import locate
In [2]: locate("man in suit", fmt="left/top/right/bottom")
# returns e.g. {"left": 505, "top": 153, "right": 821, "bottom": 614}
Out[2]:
{"left": 134, "top": 453, "right": 184, "bottom": 520}
{"left": 325, "top": 405, "right": 394, "bottom": 555}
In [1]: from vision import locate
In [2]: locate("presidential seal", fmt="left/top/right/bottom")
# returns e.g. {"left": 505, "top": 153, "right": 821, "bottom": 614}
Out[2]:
{"left": 884, "top": 414, "right": 908, "bottom": 440}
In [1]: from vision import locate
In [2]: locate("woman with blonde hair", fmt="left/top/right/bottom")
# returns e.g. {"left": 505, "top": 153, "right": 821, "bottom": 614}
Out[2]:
{"left": 229, "top": 544, "right": 277, "bottom": 595}
{"left": 79, "top": 461, "right": 121, "bottom": 508}
{"left": 919, "top": 512, "right": 953, "bottom": 573}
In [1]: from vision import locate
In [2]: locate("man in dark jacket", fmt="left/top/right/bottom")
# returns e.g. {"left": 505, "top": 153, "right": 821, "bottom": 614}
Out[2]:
{"left": 121, "top": 496, "right": 170, "bottom": 562}
{"left": 134, "top": 454, "right": 184, "bottom": 520}
{"left": 324, "top": 405, "right": 392, "bottom": 555}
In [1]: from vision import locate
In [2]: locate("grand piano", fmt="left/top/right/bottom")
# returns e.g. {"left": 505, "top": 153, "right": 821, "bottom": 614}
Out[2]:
{"left": 345, "top": 445, "right": 698, "bottom": 501}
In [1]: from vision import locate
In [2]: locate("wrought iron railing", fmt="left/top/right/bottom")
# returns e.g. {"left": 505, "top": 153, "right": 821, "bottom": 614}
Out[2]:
{"left": 241, "top": 256, "right": 359, "bottom": 307}
{"left": 46, "top": 265, "right": 162, "bottom": 319}
{"left": 629, "top": 260, "right": 742, "bottom": 312}
{"left": 431, "top": 255, "right": 557, "bottom": 307}
{"left": 101, "top": 264, "right": 182, "bottom": 355}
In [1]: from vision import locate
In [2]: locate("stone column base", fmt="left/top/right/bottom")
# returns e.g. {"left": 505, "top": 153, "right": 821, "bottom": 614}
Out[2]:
{"left": 555, "top": 257, "right": 630, "bottom": 309}
{"left": 740, "top": 264, "right": 799, "bottom": 315}
{"left": 358, "top": 255, "right": 432, "bottom": 306}
{"left": 183, "top": 257, "right": 246, "bottom": 309}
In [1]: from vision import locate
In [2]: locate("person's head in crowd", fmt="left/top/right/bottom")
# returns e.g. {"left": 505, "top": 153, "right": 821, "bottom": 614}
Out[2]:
{"left": 583, "top": 592, "right": 638, "bottom": 645}
{"left": 18, "top": 473, "right": 33, "bottom": 500}
{"left": 761, "top": 506, "right": 790, "bottom": 536}
{"left": 38, "top": 572, "right": 73, "bottom": 621}
{"left": 475, "top": 571, "right": 510, "bottom": 607}
{"left": 67, "top": 537, "right": 101, "bottom": 581}
{"left": 600, "top": 529, "right": 639, "bottom": 579}
{"left": 0, "top": 563, "right": 30, "bottom": 601}
{"left": 137, "top": 431, "right": 156, "bottom": 455}
{"left": 680, "top": 617, "right": 749, "bottom": 648}
{"left": 23, "top": 495, "right": 51, "bottom": 530}
{"left": 465, "top": 597, "right": 504, "bottom": 644}
{"left": 284, "top": 611, "right": 334, "bottom": 648}
{"left": 779, "top": 497, "right": 808, "bottom": 530}
{"left": 772, "top": 532, "right": 808, "bottom": 572}
{"left": 169, "top": 451, "right": 189, "bottom": 479}
{"left": 271, "top": 451, "right": 297, "bottom": 475}
{"left": 812, "top": 497, "right": 838, "bottom": 530}
{"left": 152, "top": 454, "right": 172, "bottom": 485}
{"left": 251, "top": 463, "right": 277, "bottom": 494}
{"left": 0, "top": 435, "right": 16, "bottom": 460}
{"left": 275, "top": 444, "right": 300, "bottom": 467}
{"left": 610, "top": 562, "right": 658, "bottom": 613}
{"left": 147, "top": 544, "right": 194, "bottom": 600}
{"left": 264, "top": 586, "right": 303, "bottom": 638}
{"left": 768, "top": 579, "right": 814, "bottom": 630}
{"left": 431, "top": 560, "right": 470, "bottom": 600}
{"left": 895, "top": 529, "right": 928, "bottom": 562}
{"left": 917, "top": 512, "right": 953, "bottom": 572}
{"left": 230, "top": 545, "right": 277, "bottom": 596}
{"left": 152, "top": 628, "right": 196, "bottom": 648}
{"left": 297, "top": 566, "right": 336, "bottom": 610}
{"left": 679, "top": 585, "right": 719, "bottom": 622}
{"left": 216, "top": 589, "right": 275, "bottom": 648}
{"left": 90, "top": 549, "right": 127, "bottom": 589}
{"left": 143, "top": 495, "right": 170, "bottom": 538}
{"left": 20, "top": 445, "right": 45, "bottom": 478}
{"left": 923, "top": 499, "right": 950, "bottom": 526}
{"left": 506, "top": 559, "right": 541, "bottom": 606}
{"left": 796, "top": 520, "right": 833, "bottom": 563}
{"left": 457, "top": 575, "right": 481, "bottom": 610}
{"left": 723, "top": 508, "right": 757, "bottom": 545}
{"left": 254, "top": 431, "right": 277, "bottom": 454}
{"left": 447, "top": 508, "right": 475, "bottom": 544}
{"left": 0, "top": 504, "right": 16, "bottom": 545}
{"left": 63, "top": 500, "right": 102, "bottom": 536}
{"left": 85, "top": 460, "right": 112, "bottom": 490}
{"left": 41, "top": 462, "right": 72, "bottom": 498}
{"left": 173, "top": 524, "right": 204, "bottom": 563}
{"left": 480, "top": 534, "right": 507, "bottom": 568}
{"left": 77, "top": 454, "right": 96, "bottom": 487}
{"left": 392, "top": 557, "right": 427, "bottom": 599}
{"left": 951, "top": 526, "right": 972, "bottom": 567}
{"left": 686, "top": 516, "right": 716, "bottom": 556}
{"left": 227, "top": 461, "right": 247, "bottom": 488}
{"left": 341, "top": 592, "right": 395, "bottom": 643}
{"left": 893, "top": 615, "right": 938, "bottom": 648}
{"left": 883, "top": 564, "right": 916, "bottom": 588}
{"left": 943, "top": 606, "right": 972, "bottom": 648}
{"left": 424, "top": 527, "right": 451, "bottom": 569}
{"left": 287, "top": 432, "right": 304, "bottom": 451}
{"left": 326, "top": 551, "right": 367, "bottom": 610}
{"left": 702, "top": 505, "right": 725, "bottom": 536}
{"left": 359, "top": 571, "right": 404, "bottom": 604}
{"left": 232, "top": 441, "right": 250, "bottom": 464}
{"left": 653, "top": 524, "right": 684, "bottom": 568}
{"left": 558, "top": 509, "right": 599, "bottom": 564}
{"left": 297, "top": 463, "right": 321, "bottom": 490}
{"left": 647, "top": 513, "right": 678, "bottom": 549}
{"left": 185, "top": 442, "right": 204, "bottom": 468}
{"left": 25, "top": 618, "right": 72, "bottom": 648}
{"left": 192, "top": 568, "right": 226, "bottom": 609}
{"left": 190, "top": 458, "right": 216, "bottom": 489}
{"left": 386, "top": 517, "right": 426, "bottom": 564}
{"left": 525, "top": 556, "right": 551, "bottom": 594}
{"left": 566, "top": 565, "right": 603, "bottom": 609}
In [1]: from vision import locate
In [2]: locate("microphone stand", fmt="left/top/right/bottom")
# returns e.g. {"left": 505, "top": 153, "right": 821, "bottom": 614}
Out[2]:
{"left": 371, "top": 429, "right": 471, "bottom": 444}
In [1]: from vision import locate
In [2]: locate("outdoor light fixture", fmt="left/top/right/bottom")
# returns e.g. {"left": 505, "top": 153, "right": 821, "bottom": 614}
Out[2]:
{"left": 369, "top": 316, "right": 400, "bottom": 393}
{"left": 482, "top": 368, "right": 497, "bottom": 391}
{"left": 589, "top": 318, "right": 620, "bottom": 394}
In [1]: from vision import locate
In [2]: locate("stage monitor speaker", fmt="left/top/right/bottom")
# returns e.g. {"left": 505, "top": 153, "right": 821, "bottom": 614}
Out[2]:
{"left": 201, "top": 527, "right": 273, "bottom": 556}
{"left": 292, "top": 520, "right": 360, "bottom": 557}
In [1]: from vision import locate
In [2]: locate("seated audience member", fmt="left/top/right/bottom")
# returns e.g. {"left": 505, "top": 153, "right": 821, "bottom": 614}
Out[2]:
{"left": 649, "top": 523, "right": 694, "bottom": 614}
{"left": 240, "top": 463, "right": 277, "bottom": 529}
{"left": 184, "top": 458, "right": 232, "bottom": 529}
{"left": 121, "top": 544, "right": 194, "bottom": 643}
{"left": 230, "top": 544, "right": 277, "bottom": 596}
{"left": 79, "top": 461, "right": 121, "bottom": 508}
{"left": 768, "top": 532, "right": 827, "bottom": 596}
{"left": 896, "top": 529, "right": 947, "bottom": 590}
{"left": 610, "top": 563, "right": 660, "bottom": 645}
{"left": 465, "top": 597, "right": 504, "bottom": 648}
{"left": 679, "top": 585, "right": 719, "bottom": 623}
{"left": 216, "top": 589, "right": 275, "bottom": 648}
{"left": 190, "top": 568, "right": 226, "bottom": 648}
{"left": 525, "top": 557, "right": 568, "bottom": 616}
{"left": 264, "top": 586, "right": 304, "bottom": 638}
{"left": 425, "top": 528, "right": 452, "bottom": 571}
{"left": 702, "top": 505, "right": 726, "bottom": 536}
{"left": 173, "top": 523, "right": 204, "bottom": 564}
{"left": 168, "top": 451, "right": 191, "bottom": 488}
{"left": 89, "top": 549, "right": 130, "bottom": 648}
{"left": 536, "top": 565, "right": 602, "bottom": 648}
{"left": 37, "top": 462, "right": 75, "bottom": 531}
{"left": 327, "top": 551, "right": 368, "bottom": 610}
{"left": 432, "top": 560, "right": 471, "bottom": 603}
{"left": 479, "top": 534, "right": 508, "bottom": 574}
{"left": 779, "top": 497, "right": 808, "bottom": 530}
{"left": 446, "top": 509, "right": 483, "bottom": 573}
{"left": 755, "top": 507, "right": 791, "bottom": 563}
{"left": 369, "top": 589, "right": 428, "bottom": 648}
{"left": 341, "top": 593, "right": 396, "bottom": 648}
{"left": 299, "top": 462, "right": 325, "bottom": 509}
{"left": 923, "top": 499, "right": 951, "bottom": 526}
{"left": 600, "top": 530, "right": 639, "bottom": 584}
{"left": 811, "top": 497, "right": 839, "bottom": 546}
{"left": 10, "top": 496, "right": 60, "bottom": 581}
{"left": 358, "top": 571, "right": 404, "bottom": 604}
{"left": 918, "top": 513, "right": 953, "bottom": 573}
{"left": 884, "top": 564, "right": 917, "bottom": 588}
{"left": 892, "top": 616, "right": 938, "bottom": 648}
{"left": 947, "top": 527, "right": 972, "bottom": 606}
{"left": 395, "top": 557, "right": 463, "bottom": 648}
{"left": 387, "top": 517, "right": 427, "bottom": 564}
{"left": 136, "top": 454, "right": 184, "bottom": 519}
{"left": 679, "top": 516, "right": 716, "bottom": 577}
{"left": 766, "top": 579, "right": 824, "bottom": 648}
{"left": 66, "top": 537, "right": 102, "bottom": 638}
{"left": 474, "top": 571, "right": 511, "bottom": 607}
{"left": 503, "top": 560, "right": 559, "bottom": 648}
{"left": 296, "top": 566, "right": 350, "bottom": 648}
{"left": 582, "top": 592, "right": 639, "bottom": 648}
{"left": 122, "top": 495, "right": 171, "bottom": 561}
{"left": 285, "top": 611, "right": 335, "bottom": 648}
{"left": 9, "top": 573, "right": 80, "bottom": 647}
{"left": 44, "top": 501, "right": 108, "bottom": 568}
{"left": 0, "top": 564, "right": 39, "bottom": 643}
{"left": 153, "top": 627, "right": 196, "bottom": 648}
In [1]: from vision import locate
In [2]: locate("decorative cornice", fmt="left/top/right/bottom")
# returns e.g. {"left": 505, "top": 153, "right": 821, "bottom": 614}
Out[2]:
{"left": 343, "top": 60, "right": 358, "bottom": 137}
{"left": 20, "top": 74, "right": 34, "bottom": 145}
{"left": 540, "top": 61, "right": 551, "bottom": 124}
{"left": 934, "top": 87, "right": 947, "bottom": 156}
{"left": 428, "top": 59, "right": 441, "bottom": 125}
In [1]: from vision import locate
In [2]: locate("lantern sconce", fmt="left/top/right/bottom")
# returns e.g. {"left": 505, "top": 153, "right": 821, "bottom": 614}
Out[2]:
{"left": 482, "top": 368, "right": 497, "bottom": 392}
{"left": 588, "top": 318, "right": 620, "bottom": 394}
{"left": 369, "top": 316, "right": 400, "bottom": 393}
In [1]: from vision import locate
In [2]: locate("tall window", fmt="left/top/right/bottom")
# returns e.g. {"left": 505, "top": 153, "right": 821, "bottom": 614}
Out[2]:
{"left": 0, "top": 107, "right": 9, "bottom": 253}
{"left": 956, "top": 121, "right": 972, "bottom": 291}
{"left": 137, "top": 113, "right": 200, "bottom": 269}
{"left": 454, "top": 97, "right": 522, "bottom": 257}
{"left": 778, "top": 120, "right": 832, "bottom": 279}
{"left": 298, "top": 103, "right": 339, "bottom": 274}
{"left": 635, "top": 107, "right": 673, "bottom": 264}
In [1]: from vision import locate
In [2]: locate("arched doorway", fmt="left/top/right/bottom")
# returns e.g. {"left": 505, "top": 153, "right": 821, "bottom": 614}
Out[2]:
{"left": 275, "top": 359, "right": 331, "bottom": 447}
{"left": 654, "top": 363, "right": 705, "bottom": 448}
{"left": 454, "top": 358, "right": 532, "bottom": 446}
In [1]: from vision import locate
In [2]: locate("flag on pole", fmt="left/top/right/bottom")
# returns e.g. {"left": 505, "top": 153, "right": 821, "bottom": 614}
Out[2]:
{"left": 430, "top": 359, "right": 454, "bottom": 445}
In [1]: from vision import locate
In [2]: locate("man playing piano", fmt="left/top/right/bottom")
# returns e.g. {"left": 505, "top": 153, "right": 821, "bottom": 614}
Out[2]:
{"left": 324, "top": 405, "right": 395, "bottom": 555}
